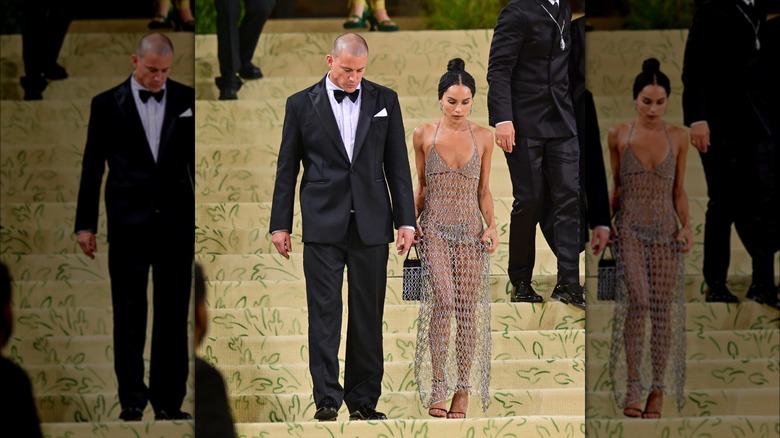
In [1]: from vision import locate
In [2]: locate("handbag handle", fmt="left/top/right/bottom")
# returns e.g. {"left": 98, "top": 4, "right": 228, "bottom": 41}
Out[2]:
{"left": 405, "top": 245, "right": 419, "bottom": 261}
{"left": 600, "top": 243, "right": 615, "bottom": 262}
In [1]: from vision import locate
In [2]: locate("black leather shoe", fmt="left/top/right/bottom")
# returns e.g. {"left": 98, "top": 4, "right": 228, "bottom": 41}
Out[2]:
{"left": 349, "top": 404, "right": 387, "bottom": 421}
{"left": 551, "top": 283, "right": 586, "bottom": 310}
{"left": 119, "top": 407, "right": 144, "bottom": 421}
{"left": 154, "top": 410, "right": 192, "bottom": 420}
{"left": 314, "top": 396, "right": 339, "bottom": 421}
{"left": 510, "top": 281, "right": 543, "bottom": 303}
{"left": 43, "top": 63, "right": 68, "bottom": 80}
{"left": 218, "top": 88, "right": 239, "bottom": 100}
{"left": 238, "top": 64, "right": 263, "bottom": 80}
{"left": 705, "top": 282, "right": 739, "bottom": 303}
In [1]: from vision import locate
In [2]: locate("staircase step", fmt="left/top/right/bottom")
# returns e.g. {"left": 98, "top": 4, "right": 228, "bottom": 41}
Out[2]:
{"left": 586, "top": 388, "right": 779, "bottom": 417}
{"left": 237, "top": 415, "right": 583, "bottom": 437}
{"left": 227, "top": 388, "right": 583, "bottom": 422}
{"left": 586, "top": 358, "right": 779, "bottom": 391}
{"left": 199, "top": 330, "right": 584, "bottom": 364}
{"left": 34, "top": 393, "right": 194, "bottom": 423}
{"left": 586, "top": 415, "right": 778, "bottom": 436}
{"left": 586, "top": 329, "right": 780, "bottom": 362}
{"left": 41, "top": 421, "right": 193, "bottom": 437}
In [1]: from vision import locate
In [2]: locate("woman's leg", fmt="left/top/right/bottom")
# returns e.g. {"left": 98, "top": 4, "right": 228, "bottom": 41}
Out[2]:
{"left": 619, "top": 234, "right": 650, "bottom": 416}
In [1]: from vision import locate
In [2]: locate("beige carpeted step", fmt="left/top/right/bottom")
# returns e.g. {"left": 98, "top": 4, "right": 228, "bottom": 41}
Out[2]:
{"left": 200, "top": 330, "right": 584, "bottom": 364}
{"left": 586, "top": 416, "right": 778, "bottom": 437}
{"left": 586, "top": 329, "right": 780, "bottom": 362}
{"left": 586, "top": 388, "right": 779, "bottom": 418}
{"left": 586, "top": 358, "right": 779, "bottom": 391}
{"left": 237, "top": 416, "right": 584, "bottom": 438}
{"left": 34, "top": 393, "right": 194, "bottom": 423}
{"left": 226, "top": 388, "right": 583, "bottom": 422}
{"left": 42, "top": 421, "right": 193, "bottom": 437}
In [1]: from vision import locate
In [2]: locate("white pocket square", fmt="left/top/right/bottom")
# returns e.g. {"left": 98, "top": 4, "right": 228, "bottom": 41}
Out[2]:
{"left": 179, "top": 108, "right": 193, "bottom": 117}
{"left": 374, "top": 108, "right": 388, "bottom": 117}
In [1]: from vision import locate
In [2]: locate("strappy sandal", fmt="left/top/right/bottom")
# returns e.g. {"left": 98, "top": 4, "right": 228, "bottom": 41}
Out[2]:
{"left": 623, "top": 378, "right": 642, "bottom": 418}
{"left": 642, "top": 390, "right": 663, "bottom": 419}
{"left": 446, "top": 390, "right": 468, "bottom": 419}
{"left": 428, "top": 379, "right": 447, "bottom": 418}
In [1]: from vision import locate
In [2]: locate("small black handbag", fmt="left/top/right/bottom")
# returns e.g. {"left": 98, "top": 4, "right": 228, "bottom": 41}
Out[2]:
{"left": 402, "top": 246, "right": 422, "bottom": 301}
{"left": 597, "top": 244, "right": 617, "bottom": 301}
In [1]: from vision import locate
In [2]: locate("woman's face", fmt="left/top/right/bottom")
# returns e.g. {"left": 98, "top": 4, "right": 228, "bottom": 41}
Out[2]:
{"left": 635, "top": 84, "right": 668, "bottom": 121}
{"left": 440, "top": 84, "right": 474, "bottom": 122}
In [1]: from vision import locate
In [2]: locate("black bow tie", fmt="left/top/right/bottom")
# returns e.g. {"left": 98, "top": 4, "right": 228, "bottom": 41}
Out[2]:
{"left": 334, "top": 88, "right": 360, "bottom": 103}
{"left": 139, "top": 89, "right": 165, "bottom": 103}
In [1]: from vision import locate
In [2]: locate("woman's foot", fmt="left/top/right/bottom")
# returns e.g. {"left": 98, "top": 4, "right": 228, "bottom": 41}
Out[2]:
{"left": 343, "top": 3, "right": 367, "bottom": 29}
{"left": 623, "top": 378, "right": 642, "bottom": 418}
{"left": 642, "top": 390, "right": 663, "bottom": 419}
{"left": 428, "top": 403, "right": 447, "bottom": 418}
{"left": 368, "top": 8, "right": 399, "bottom": 31}
{"left": 623, "top": 404, "right": 643, "bottom": 418}
{"left": 446, "top": 390, "right": 468, "bottom": 419}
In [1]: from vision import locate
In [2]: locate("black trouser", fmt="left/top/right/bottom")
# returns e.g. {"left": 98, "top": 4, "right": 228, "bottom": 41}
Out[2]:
{"left": 699, "top": 134, "right": 776, "bottom": 286}
{"left": 214, "top": 0, "right": 276, "bottom": 88}
{"left": 19, "top": 0, "right": 73, "bottom": 88}
{"left": 303, "top": 216, "right": 388, "bottom": 412}
{"left": 108, "top": 219, "right": 194, "bottom": 413}
{"left": 505, "top": 136, "right": 581, "bottom": 285}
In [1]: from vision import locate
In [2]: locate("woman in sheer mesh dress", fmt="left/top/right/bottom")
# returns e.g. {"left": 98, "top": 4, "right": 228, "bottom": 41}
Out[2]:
{"left": 412, "top": 58, "right": 498, "bottom": 419}
{"left": 607, "top": 58, "right": 693, "bottom": 419}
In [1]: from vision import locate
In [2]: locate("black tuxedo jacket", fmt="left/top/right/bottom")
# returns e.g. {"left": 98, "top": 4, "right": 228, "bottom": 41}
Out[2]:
{"left": 682, "top": 0, "right": 772, "bottom": 139}
{"left": 75, "top": 78, "right": 195, "bottom": 241}
{"left": 487, "top": 0, "right": 577, "bottom": 138}
{"left": 269, "top": 77, "right": 415, "bottom": 245}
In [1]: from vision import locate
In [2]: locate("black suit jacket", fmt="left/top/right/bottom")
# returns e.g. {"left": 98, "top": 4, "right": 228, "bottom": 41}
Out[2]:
{"left": 269, "top": 77, "right": 415, "bottom": 245}
{"left": 487, "top": 0, "right": 577, "bottom": 138}
{"left": 682, "top": 0, "right": 772, "bottom": 139}
{"left": 75, "top": 78, "right": 195, "bottom": 241}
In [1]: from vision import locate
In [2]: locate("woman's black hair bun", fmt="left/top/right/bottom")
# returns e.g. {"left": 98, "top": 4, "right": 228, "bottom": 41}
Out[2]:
{"left": 642, "top": 58, "right": 661, "bottom": 74}
{"left": 447, "top": 58, "right": 466, "bottom": 72}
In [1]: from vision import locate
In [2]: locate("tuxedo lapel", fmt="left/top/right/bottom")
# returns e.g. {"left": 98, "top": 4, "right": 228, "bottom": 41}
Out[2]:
{"left": 114, "top": 78, "right": 157, "bottom": 165}
{"left": 351, "top": 80, "right": 376, "bottom": 165}
{"left": 310, "top": 78, "right": 350, "bottom": 163}
{"left": 158, "top": 82, "right": 180, "bottom": 162}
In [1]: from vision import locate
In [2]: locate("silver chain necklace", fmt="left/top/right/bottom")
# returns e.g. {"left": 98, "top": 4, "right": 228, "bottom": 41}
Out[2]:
{"left": 540, "top": 2, "right": 565, "bottom": 50}
{"left": 735, "top": 3, "right": 761, "bottom": 50}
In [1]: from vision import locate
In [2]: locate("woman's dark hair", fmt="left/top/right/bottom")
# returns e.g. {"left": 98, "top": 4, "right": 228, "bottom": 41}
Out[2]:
{"left": 438, "top": 58, "right": 476, "bottom": 99}
{"left": 633, "top": 58, "right": 671, "bottom": 99}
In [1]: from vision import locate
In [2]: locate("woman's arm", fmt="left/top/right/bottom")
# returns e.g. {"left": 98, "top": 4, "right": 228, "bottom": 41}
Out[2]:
{"left": 412, "top": 125, "right": 428, "bottom": 238}
{"left": 672, "top": 125, "right": 693, "bottom": 252}
{"left": 606, "top": 124, "right": 624, "bottom": 230}
{"left": 477, "top": 126, "right": 499, "bottom": 253}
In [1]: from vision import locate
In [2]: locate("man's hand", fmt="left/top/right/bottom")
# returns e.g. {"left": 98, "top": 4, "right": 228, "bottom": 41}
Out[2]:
{"left": 495, "top": 122, "right": 516, "bottom": 153}
{"left": 272, "top": 231, "right": 292, "bottom": 259}
{"left": 690, "top": 122, "right": 710, "bottom": 153}
{"left": 77, "top": 231, "right": 97, "bottom": 259}
{"left": 590, "top": 227, "right": 610, "bottom": 256}
{"left": 396, "top": 228, "right": 415, "bottom": 255}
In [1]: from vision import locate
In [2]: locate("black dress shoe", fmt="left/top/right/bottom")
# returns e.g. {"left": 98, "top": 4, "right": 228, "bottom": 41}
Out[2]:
{"left": 551, "top": 283, "right": 586, "bottom": 310}
{"left": 154, "top": 410, "right": 192, "bottom": 420}
{"left": 218, "top": 88, "right": 239, "bottom": 100}
{"left": 349, "top": 404, "right": 387, "bottom": 421}
{"left": 119, "top": 407, "right": 144, "bottom": 421}
{"left": 314, "top": 396, "right": 339, "bottom": 421}
{"left": 238, "top": 64, "right": 263, "bottom": 80}
{"left": 746, "top": 283, "right": 776, "bottom": 306}
{"left": 705, "top": 282, "right": 739, "bottom": 303}
{"left": 43, "top": 63, "right": 68, "bottom": 80}
{"left": 510, "top": 281, "right": 543, "bottom": 303}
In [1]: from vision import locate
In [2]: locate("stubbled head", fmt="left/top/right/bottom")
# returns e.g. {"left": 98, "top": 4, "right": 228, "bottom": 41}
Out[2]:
{"left": 326, "top": 33, "right": 369, "bottom": 93}
{"left": 131, "top": 33, "right": 175, "bottom": 93}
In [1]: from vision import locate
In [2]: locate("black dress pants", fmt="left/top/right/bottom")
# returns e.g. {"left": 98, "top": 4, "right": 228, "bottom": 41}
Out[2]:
{"left": 214, "top": 0, "right": 276, "bottom": 89}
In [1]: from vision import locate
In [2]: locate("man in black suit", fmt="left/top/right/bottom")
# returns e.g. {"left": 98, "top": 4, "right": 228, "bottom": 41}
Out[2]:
{"left": 487, "top": 0, "right": 585, "bottom": 309}
{"left": 74, "top": 33, "right": 195, "bottom": 421}
{"left": 682, "top": 0, "right": 776, "bottom": 305}
{"left": 269, "top": 33, "right": 415, "bottom": 422}
{"left": 215, "top": 0, "right": 277, "bottom": 100}
{"left": 540, "top": 15, "right": 611, "bottom": 259}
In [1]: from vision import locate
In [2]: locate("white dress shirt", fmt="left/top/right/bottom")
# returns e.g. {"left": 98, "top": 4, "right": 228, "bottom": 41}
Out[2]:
{"left": 131, "top": 75, "right": 166, "bottom": 163}
{"left": 325, "top": 72, "right": 361, "bottom": 162}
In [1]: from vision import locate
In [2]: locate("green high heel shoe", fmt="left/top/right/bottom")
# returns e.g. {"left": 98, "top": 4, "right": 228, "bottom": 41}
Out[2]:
{"left": 366, "top": 13, "right": 399, "bottom": 32}
{"left": 343, "top": 10, "right": 369, "bottom": 29}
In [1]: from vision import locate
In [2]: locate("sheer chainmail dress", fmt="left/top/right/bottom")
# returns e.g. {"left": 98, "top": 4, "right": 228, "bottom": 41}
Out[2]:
{"left": 415, "top": 123, "right": 491, "bottom": 412}
{"left": 609, "top": 122, "right": 686, "bottom": 413}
